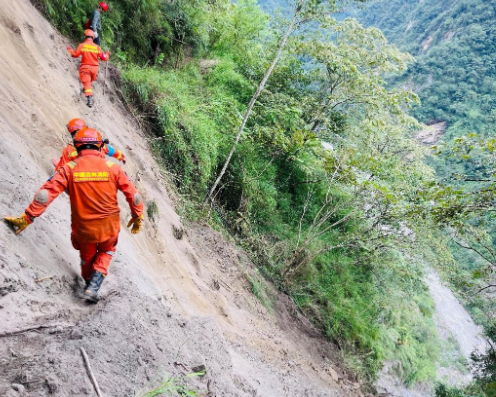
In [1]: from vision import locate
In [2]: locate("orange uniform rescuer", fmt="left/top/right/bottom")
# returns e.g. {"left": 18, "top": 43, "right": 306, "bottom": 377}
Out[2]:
{"left": 67, "top": 29, "right": 109, "bottom": 108}
{"left": 4, "top": 129, "right": 144, "bottom": 302}
{"left": 52, "top": 118, "right": 126, "bottom": 171}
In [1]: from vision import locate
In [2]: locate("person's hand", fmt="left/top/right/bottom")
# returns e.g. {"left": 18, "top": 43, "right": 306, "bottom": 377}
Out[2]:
{"left": 67, "top": 47, "right": 73, "bottom": 53}
{"left": 104, "top": 51, "right": 110, "bottom": 59}
{"left": 4, "top": 213, "right": 32, "bottom": 235}
{"left": 116, "top": 151, "right": 125, "bottom": 164}
{"left": 127, "top": 215, "right": 143, "bottom": 234}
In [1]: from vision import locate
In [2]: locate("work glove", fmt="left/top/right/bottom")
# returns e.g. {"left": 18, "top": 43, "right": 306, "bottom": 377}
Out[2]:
{"left": 104, "top": 51, "right": 110, "bottom": 60}
{"left": 127, "top": 215, "right": 143, "bottom": 234}
{"left": 67, "top": 47, "right": 73, "bottom": 53}
{"left": 4, "top": 212, "right": 33, "bottom": 235}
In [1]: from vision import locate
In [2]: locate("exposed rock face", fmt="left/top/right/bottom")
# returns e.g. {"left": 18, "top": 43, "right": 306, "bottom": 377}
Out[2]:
{"left": 377, "top": 270, "right": 488, "bottom": 396}
{"left": 416, "top": 121, "right": 447, "bottom": 145}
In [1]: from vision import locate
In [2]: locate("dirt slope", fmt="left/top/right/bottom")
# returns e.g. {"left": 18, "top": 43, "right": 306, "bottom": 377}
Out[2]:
{"left": 0, "top": 1, "right": 365, "bottom": 396}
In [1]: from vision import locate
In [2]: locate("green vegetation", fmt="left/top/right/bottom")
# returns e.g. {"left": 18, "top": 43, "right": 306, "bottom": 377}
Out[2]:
{"left": 355, "top": 1, "right": 496, "bottom": 395}
{"left": 137, "top": 373, "right": 199, "bottom": 397}
{"left": 147, "top": 200, "right": 159, "bottom": 222}
{"left": 435, "top": 383, "right": 484, "bottom": 397}
{"left": 34, "top": 0, "right": 472, "bottom": 388}
{"left": 354, "top": 0, "right": 496, "bottom": 143}
{"left": 247, "top": 270, "right": 273, "bottom": 311}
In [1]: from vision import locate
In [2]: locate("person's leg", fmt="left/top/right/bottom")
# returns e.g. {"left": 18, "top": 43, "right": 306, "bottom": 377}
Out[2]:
{"left": 84, "top": 235, "right": 118, "bottom": 302}
{"left": 92, "top": 234, "right": 118, "bottom": 275}
{"left": 94, "top": 35, "right": 100, "bottom": 46}
{"left": 79, "top": 68, "right": 93, "bottom": 97}
{"left": 71, "top": 234, "right": 97, "bottom": 284}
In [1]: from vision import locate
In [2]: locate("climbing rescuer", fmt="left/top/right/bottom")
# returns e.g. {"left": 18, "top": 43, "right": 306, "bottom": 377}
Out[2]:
{"left": 4, "top": 128, "right": 143, "bottom": 303}
{"left": 51, "top": 118, "right": 126, "bottom": 171}
{"left": 84, "top": 2, "right": 109, "bottom": 46}
{"left": 67, "top": 30, "right": 109, "bottom": 108}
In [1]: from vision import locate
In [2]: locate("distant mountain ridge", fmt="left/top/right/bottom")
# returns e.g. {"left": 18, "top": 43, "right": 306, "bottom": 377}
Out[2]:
{"left": 353, "top": 0, "right": 496, "bottom": 149}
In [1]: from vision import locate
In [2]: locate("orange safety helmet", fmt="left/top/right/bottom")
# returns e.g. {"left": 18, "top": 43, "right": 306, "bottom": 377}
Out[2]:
{"left": 99, "top": 2, "right": 109, "bottom": 12}
{"left": 74, "top": 128, "right": 103, "bottom": 149}
{"left": 84, "top": 29, "right": 95, "bottom": 39}
{"left": 67, "top": 118, "right": 87, "bottom": 135}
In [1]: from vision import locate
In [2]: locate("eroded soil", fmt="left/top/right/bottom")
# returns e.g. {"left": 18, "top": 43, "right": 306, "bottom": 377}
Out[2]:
{"left": 0, "top": 0, "right": 367, "bottom": 396}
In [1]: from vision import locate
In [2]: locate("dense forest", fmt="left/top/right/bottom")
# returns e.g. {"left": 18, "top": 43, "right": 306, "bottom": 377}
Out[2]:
{"left": 355, "top": 1, "right": 496, "bottom": 396}
{"left": 32, "top": 0, "right": 496, "bottom": 394}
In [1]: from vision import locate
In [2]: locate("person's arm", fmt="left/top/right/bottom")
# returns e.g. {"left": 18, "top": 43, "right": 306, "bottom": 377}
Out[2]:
{"left": 25, "top": 166, "right": 71, "bottom": 219}
{"left": 113, "top": 166, "right": 143, "bottom": 217}
{"left": 104, "top": 144, "right": 125, "bottom": 163}
{"left": 98, "top": 46, "right": 109, "bottom": 61}
{"left": 68, "top": 44, "right": 82, "bottom": 58}
{"left": 4, "top": 166, "right": 71, "bottom": 234}
{"left": 112, "top": 165, "right": 143, "bottom": 233}
{"left": 55, "top": 145, "right": 78, "bottom": 172}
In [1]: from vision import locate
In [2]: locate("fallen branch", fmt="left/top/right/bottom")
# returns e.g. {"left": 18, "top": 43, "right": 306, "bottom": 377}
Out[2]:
{"left": 174, "top": 361, "right": 189, "bottom": 372}
{"left": 34, "top": 275, "right": 55, "bottom": 283}
{"left": 476, "top": 284, "right": 496, "bottom": 294}
{"left": 0, "top": 322, "right": 75, "bottom": 338}
{"left": 80, "top": 347, "right": 104, "bottom": 397}
{"left": 217, "top": 278, "right": 232, "bottom": 291}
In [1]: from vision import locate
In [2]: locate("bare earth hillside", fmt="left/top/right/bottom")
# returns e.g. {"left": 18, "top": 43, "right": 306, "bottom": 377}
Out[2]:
{"left": 0, "top": 1, "right": 365, "bottom": 396}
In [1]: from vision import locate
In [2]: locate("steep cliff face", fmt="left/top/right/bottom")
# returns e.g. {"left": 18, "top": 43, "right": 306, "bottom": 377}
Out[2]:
{"left": 0, "top": 0, "right": 362, "bottom": 396}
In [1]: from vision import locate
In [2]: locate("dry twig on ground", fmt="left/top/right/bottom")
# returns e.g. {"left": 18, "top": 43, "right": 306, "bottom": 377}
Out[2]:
{"left": 80, "top": 347, "right": 104, "bottom": 397}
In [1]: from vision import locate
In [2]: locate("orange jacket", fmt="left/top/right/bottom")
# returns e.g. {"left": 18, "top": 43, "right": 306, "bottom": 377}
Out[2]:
{"left": 54, "top": 144, "right": 78, "bottom": 172}
{"left": 26, "top": 150, "right": 143, "bottom": 243}
{"left": 70, "top": 38, "right": 108, "bottom": 67}
{"left": 55, "top": 143, "right": 124, "bottom": 171}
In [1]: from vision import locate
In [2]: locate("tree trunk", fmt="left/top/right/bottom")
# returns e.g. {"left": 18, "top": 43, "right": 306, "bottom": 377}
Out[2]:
{"left": 205, "top": 2, "right": 306, "bottom": 202}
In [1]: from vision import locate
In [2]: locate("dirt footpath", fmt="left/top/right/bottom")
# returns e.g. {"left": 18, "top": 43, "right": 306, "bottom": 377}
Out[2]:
{"left": 0, "top": 0, "right": 364, "bottom": 395}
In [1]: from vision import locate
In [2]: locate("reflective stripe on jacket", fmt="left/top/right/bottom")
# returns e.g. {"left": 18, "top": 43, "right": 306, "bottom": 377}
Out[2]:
{"left": 55, "top": 144, "right": 78, "bottom": 172}
{"left": 70, "top": 38, "right": 108, "bottom": 67}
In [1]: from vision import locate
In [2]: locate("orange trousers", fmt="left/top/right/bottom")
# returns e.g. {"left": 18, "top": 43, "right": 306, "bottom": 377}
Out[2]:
{"left": 72, "top": 234, "right": 118, "bottom": 281}
{"left": 79, "top": 65, "right": 98, "bottom": 97}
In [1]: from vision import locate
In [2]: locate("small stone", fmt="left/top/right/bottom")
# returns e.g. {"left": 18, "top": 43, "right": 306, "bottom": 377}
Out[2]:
{"left": 191, "top": 364, "right": 206, "bottom": 374}
{"left": 46, "top": 377, "right": 59, "bottom": 393}
{"left": 12, "top": 383, "right": 25, "bottom": 392}
{"left": 70, "top": 329, "right": 84, "bottom": 340}
{"left": 172, "top": 225, "right": 184, "bottom": 240}
{"left": 327, "top": 367, "right": 339, "bottom": 382}
{"left": 178, "top": 320, "right": 187, "bottom": 328}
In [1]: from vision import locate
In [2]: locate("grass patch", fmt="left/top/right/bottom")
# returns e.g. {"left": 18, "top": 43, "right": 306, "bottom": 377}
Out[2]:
{"left": 137, "top": 373, "right": 200, "bottom": 397}
{"left": 147, "top": 200, "right": 159, "bottom": 222}
{"left": 247, "top": 271, "right": 273, "bottom": 312}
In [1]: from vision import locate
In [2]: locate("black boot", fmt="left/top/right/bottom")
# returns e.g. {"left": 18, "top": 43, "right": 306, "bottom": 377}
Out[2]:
{"left": 84, "top": 271, "right": 105, "bottom": 303}
{"left": 87, "top": 95, "right": 94, "bottom": 108}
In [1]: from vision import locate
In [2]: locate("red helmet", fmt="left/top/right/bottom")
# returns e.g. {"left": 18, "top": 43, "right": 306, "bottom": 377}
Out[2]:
{"left": 67, "top": 118, "right": 87, "bottom": 135}
{"left": 99, "top": 2, "right": 109, "bottom": 12}
{"left": 84, "top": 29, "right": 95, "bottom": 38}
{"left": 74, "top": 128, "right": 103, "bottom": 149}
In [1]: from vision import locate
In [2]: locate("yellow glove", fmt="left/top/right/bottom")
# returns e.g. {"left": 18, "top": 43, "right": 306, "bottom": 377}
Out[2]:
{"left": 4, "top": 212, "right": 33, "bottom": 235}
{"left": 127, "top": 214, "right": 143, "bottom": 234}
